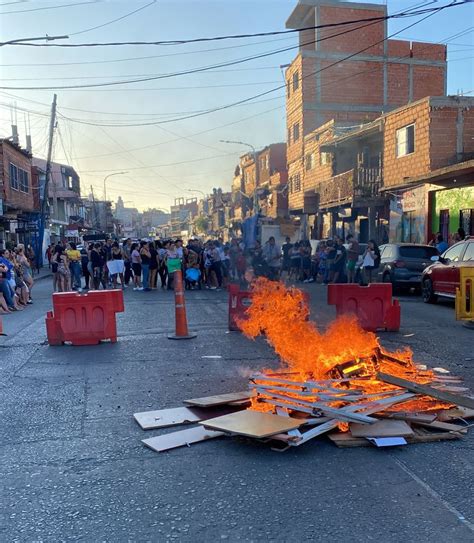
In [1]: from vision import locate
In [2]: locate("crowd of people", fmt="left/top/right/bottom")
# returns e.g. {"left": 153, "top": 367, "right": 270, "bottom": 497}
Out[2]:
{"left": 3, "top": 227, "right": 461, "bottom": 311}
{"left": 45, "top": 238, "right": 246, "bottom": 293}
{"left": 0, "top": 245, "right": 35, "bottom": 313}
{"left": 42, "top": 234, "right": 386, "bottom": 295}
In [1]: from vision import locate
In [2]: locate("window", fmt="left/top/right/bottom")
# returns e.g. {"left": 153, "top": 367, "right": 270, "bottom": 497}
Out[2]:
{"left": 9, "top": 162, "right": 19, "bottom": 190}
{"left": 9, "top": 162, "right": 28, "bottom": 192}
{"left": 320, "top": 152, "right": 331, "bottom": 165}
{"left": 293, "top": 123, "right": 300, "bottom": 142}
{"left": 287, "top": 80, "right": 291, "bottom": 98}
{"left": 396, "top": 124, "right": 415, "bottom": 157}
{"left": 288, "top": 128, "right": 291, "bottom": 145}
{"left": 399, "top": 246, "right": 438, "bottom": 259}
{"left": 289, "top": 176, "right": 293, "bottom": 194}
{"left": 260, "top": 155, "right": 268, "bottom": 170}
{"left": 462, "top": 242, "right": 474, "bottom": 261}
{"left": 292, "top": 71, "right": 299, "bottom": 91}
{"left": 443, "top": 242, "right": 464, "bottom": 262}
{"left": 305, "top": 152, "right": 314, "bottom": 171}
{"left": 19, "top": 168, "right": 29, "bottom": 192}
{"left": 294, "top": 173, "right": 301, "bottom": 192}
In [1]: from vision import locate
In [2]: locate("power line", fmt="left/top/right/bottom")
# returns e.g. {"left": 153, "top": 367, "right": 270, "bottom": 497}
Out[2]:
{"left": 0, "top": 35, "right": 295, "bottom": 68}
{"left": 0, "top": 1, "right": 97, "bottom": 15}
{"left": 70, "top": 0, "right": 156, "bottom": 36}
{"left": 62, "top": 1, "right": 458, "bottom": 129}
{"left": 4, "top": 3, "right": 466, "bottom": 47}
{"left": 0, "top": 17, "right": 389, "bottom": 90}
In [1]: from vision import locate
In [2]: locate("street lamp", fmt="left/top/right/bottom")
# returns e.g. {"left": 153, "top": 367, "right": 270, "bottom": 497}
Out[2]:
{"left": 220, "top": 139, "right": 259, "bottom": 211}
{"left": 103, "top": 171, "right": 128, "bottom": 202}
{"left": 186, "top": 188, "right": 206, "bottom": 198}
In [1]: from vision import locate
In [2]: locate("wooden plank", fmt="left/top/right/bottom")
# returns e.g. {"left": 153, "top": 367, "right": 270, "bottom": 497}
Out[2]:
{"left": 328, "top": 432, "right": 370, "bottom": 448}
{"left": 411, "top": 420, "right": 468, "bottom": 434}
{"left": 350, "top": 420, "right": 414, "bottom": 438}
{"left": 379, "top": 412, "right": 437, "bottom": 424}
{"left": 134, "top": 405, "right": 244, "bottom": 430}
{"left": 288, "top": 393, "right": 415, "bottom": 446}
{"left": 142, "top": 426, "right": 224, "bottom": 453}
{"left": 183, "top": 391, "right": 254, "bottom": 407}
{"left": 407, "top": 426, "right": 460, "bottom": 443}
{"left": 437, "top": 406, "right": 474, "bottom": 421}
{"left": 376, "top": 372, "right": 474, "bottom": 409}
{"left": 200, "top": 410, "right": 303, "bottom": 438}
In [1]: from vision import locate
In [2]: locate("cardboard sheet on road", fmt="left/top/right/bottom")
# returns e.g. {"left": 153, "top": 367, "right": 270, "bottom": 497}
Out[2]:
{"left": 184, "top": 391, "right": 254, "bottom": 407}
{"left": 134, "top": 405, "right": 246, "bottom": 430}
{"left": 142, "top": 426, "right": 224, "bottom": 453}
{"left": 350, "top": 420, "right": 414, "bottom": 438}
{"left": 201, "top": 410, "right": 303, "bottom": 438}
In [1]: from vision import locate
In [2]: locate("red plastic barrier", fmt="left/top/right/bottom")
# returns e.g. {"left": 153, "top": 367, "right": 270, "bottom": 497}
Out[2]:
{"left": 327, "top": 283, "right": 400, "bottom": 332}
{"left": 228, "top": 283, "right": 310, "bottom": 331}
{"left": 228, "top": 283, "right": 253, "bottom": 331}
{"left": 46, "top": 290, "right": 125, "bottom": 346}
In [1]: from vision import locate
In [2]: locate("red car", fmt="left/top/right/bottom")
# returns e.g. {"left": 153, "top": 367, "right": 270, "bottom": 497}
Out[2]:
{"left": 422, "top": 236, "right": 474, "bottom": 303}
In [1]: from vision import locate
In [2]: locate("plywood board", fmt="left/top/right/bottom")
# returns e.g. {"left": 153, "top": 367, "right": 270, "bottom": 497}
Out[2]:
{"left": 134, "top": 405, "right": 245, "bottom": 430}
{"left": 184, "top": 391, "right": 254, "bottom": 407}
{"left": 134, "top": 407, "right": 202, "bottom": 430}
{"left": 376, "top": 372, "right": 474, "bottom": 409}
{"left": 142, "top": 426, "right": 224, "bottom": 453}
{"left": 350, "top": 419, "right": 414, "bottom": 438}
{"left": 200, "top": 410, "right": 303, "bottom": 438}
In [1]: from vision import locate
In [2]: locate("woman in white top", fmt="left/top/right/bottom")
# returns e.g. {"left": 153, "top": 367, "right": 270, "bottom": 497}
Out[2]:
{"left": 362, "top": 239, "right": 380, "bottom": 284}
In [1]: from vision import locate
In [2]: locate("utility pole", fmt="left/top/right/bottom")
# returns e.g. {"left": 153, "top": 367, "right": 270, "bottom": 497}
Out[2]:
{"left": 37, "top": 94, "right": 57, "bottom": 267}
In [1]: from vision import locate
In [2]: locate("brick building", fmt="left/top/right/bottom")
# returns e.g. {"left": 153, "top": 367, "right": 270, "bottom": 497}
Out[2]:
{"left": 382, "top": 96, "right": 474, "bottom": 243}
{"left": 301, "top": 95, "right": 474, "bottom": 244}
{"left": 285, "top": 0, "right": 447, "bottom": 218}
{"left": 0, "top": 139, "right": 37, "bottom": 248}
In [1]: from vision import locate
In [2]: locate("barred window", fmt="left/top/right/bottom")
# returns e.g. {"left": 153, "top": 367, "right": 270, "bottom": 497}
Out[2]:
{"left": 294, "top": 173, "right": 301, "bottom": 192}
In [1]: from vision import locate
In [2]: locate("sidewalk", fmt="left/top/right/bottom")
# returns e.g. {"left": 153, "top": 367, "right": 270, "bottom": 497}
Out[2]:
{"left": 33, "top": 266, "right": 52, "bottom": 282}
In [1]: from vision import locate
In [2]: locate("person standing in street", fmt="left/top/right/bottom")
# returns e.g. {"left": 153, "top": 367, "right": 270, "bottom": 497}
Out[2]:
{"left": 346, "top": 234, "right": 359, "bottom": 283}
{"left": 263, "top": 236, "right": 281, "bottom": 281}
{"left": 332, "top": 236, "right": 347, "bottom": 284}
{"left": 66, "top": 242, "right": 82, "bottom": 291}
{"left": 80, "top": 245, "right": 90, "bottom": 290}
{"left": 148, "top": 241, "right": 159, "bottom": 289}
{"left": 436, "top": 234, "right": 448, "bottom": 254}
{"left": 131, "top": 243, "right": 143, "bottom": 291}
{"left": 362, "top": 240, "right": 380, "bottom": 284}
{"left": 107, "top": 241, "right": 125, "bottom": 289}
{"left": 16, "top": 244, "right": 34, "bottom": 302}
{"left": 281, "top": 237, "right": 293, "bottom": 279}
{"left": 122, "top": 238, "right": 133, "bottom": 286}
{"left": 139, "top": 241, "right": 152, "bottom": 291}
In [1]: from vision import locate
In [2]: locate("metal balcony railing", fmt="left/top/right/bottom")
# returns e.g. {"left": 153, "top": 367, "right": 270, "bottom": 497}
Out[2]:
{"left": 318, "top": 169, "right": 354, "bottom": 207}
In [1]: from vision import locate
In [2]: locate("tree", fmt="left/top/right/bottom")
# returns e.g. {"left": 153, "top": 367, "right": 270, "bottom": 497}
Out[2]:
{"left": 194, "top": 216, "right": 209, "bottom": 233}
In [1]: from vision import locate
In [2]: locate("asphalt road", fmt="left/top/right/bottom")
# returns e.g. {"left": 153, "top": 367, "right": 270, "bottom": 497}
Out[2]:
{"left": 1, "top": 279, "right": 473, "bottom": 542}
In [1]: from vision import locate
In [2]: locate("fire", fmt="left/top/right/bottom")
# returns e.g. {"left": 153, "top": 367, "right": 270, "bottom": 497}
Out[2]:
{"left": 239, "top": 278, "right": 400, "bottom": 378}
{"left": 239, "top": 278, "right": 450, "bottom": 415}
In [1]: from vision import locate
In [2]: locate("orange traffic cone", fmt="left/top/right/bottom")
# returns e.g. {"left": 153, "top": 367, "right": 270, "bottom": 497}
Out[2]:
{"left": 168, "top": 269, "right": 196, "bottom": 340}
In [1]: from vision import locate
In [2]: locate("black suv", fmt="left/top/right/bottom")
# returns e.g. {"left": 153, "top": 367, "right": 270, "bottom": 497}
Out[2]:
{"left": 376, "top": 243, "right": 439, "bottom": 292}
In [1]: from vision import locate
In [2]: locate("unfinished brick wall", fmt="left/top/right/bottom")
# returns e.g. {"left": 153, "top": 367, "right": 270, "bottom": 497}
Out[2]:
{"left": 383, "top": 99, "right": 431, "bottom": 188}
{"left": 303, "top": 123, "right": 335, "bottom": 194}
{"left": 383, "top": 97, "right": 474, "bottom": 187}
{"left": 0, "top": 141, "right": 34, "bottom": 212}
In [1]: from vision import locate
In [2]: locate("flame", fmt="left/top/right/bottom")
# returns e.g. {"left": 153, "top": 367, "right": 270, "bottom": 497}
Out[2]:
{"left": 239, "top": 278, "right": 384, "bottom": 378}
{"left": 240, "top": 279, "right": 450, "bottom": 414}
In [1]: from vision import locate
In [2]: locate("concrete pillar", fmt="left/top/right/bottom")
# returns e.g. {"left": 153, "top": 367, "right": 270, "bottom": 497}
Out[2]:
{"left": 368, "top": 206, "right": 377, "bottom": 242}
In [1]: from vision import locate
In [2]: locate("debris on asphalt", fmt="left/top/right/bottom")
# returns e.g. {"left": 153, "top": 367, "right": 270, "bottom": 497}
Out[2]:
{"left": 134, "top": 280, "right": 474, "bottom": 453}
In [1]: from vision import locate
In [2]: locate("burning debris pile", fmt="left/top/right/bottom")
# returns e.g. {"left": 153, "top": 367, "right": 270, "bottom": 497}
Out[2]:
{"left": 135, "top": 279, "right": 473, "bottom": 453}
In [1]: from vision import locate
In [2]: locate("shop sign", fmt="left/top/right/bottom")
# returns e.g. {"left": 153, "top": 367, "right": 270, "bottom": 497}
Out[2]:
{"left": 401, "top": 186, "right": 425, "bottom": 212}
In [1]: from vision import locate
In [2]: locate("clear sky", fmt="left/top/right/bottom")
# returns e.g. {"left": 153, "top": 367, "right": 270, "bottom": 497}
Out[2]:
{"left": 0, "top": 0, "right": 473, "bottom": 211}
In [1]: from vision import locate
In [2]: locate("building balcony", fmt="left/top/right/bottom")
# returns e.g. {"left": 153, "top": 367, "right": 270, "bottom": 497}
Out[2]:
{"left": 318, "top": 169, "right": 354, "bottom": 209}
{"left": 353, "top": 167, "right": 384, "bottom": 206}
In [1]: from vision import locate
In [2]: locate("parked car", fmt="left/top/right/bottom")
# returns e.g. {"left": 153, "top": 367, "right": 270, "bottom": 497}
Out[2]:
{"left": 377, "top": 243, "right": 439, "bottom": 292}
{"left": 422, "top": 236, "right": 474, "bottom": 303}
